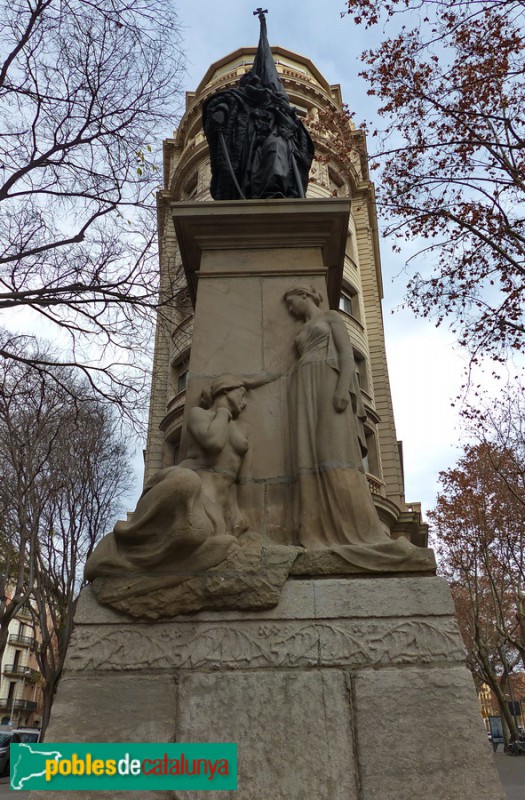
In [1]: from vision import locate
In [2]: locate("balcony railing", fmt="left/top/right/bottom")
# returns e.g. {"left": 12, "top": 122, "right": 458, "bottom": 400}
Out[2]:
{"left": 8, "top": 634, "right": 36, "bottom": 648}
{"left": 366, "top": 473, "right": 386, "bottom": 496}
{"left": 0, "top": 698, "right": 37, "bottom": 712}
{"left": 13, "top": 699, "right": 37, "bottom": 712}
{"left": 4, "top": 665, "right": 31, "bottom": 677}
{"left": 3, "top": 664, "right": 40, "bottom": 681}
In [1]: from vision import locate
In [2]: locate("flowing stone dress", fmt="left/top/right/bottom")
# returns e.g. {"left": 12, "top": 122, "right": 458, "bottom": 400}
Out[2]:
{"left": 290, "top": 312, "right": 394, "bottom": 550}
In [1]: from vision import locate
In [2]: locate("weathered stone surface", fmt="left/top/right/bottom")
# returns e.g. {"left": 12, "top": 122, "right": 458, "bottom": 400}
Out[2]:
{"left": 85, "top": 538, "right": 438, "bottom": 621}
{"left": 354, "top": 665, "right": 506, "bottom": 800}
{"left": 90, "top": 545, "right": 300, "bottom": 619}
{"left": 28, "top": 677, "right": 177, "bottom": 800}
{"left": 291, "top": 544, "right": 436, "bottom": 575}
{"left": 65, "top": 616, "right": 466, "bottom": 673}
{"left": 75, "top": 580, "right": 317, "bottom": 625}
{"left": 36, "top": 577, "right": 504, "bottom": 799}
{"left": 74, "top": 576, "right": 453, "bottom": 625}
{"left": 311, "top": 575, "right": 455, "bottom": 619}
{"left": 174, "top": 199, "right": 350, "bottom": 543}
{"left": 44, "top": 673, "right": 176, "bottom": 743}
{"left": 173, "top": 670, "right": 358, "bottom": 800}
{"left": 66, "top": 575, "right": 465, "bottom": 675}
{"left": 30, "top": 790, "right": 166, "bottom": 800}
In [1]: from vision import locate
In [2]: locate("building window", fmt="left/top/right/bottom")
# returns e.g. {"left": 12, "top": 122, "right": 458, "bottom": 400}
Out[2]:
{"left": 339, "top": 292, "right": 354, "bottom": 316}
{"left": 328, "top": 168, "right": 345, "bottom": 196}
{"left": 339, "top": 283, "right": 360, "bottom": 322}
{"left": 182, "top": 171, "right": 198, "bottom": 200}
{"left": 346, "top": 231, "right": 359, "bottom": 266}
{"left": 177, "top": 368, "right": 188, "bottom": 394}
{"left": 354, "top": 350, "right": 369, "bottom": 394}
{"left": 364, "top": 428, "right": 380, "bottom": 477}
{"left": 170, "top": 353, "right": 190, "bottom": 397}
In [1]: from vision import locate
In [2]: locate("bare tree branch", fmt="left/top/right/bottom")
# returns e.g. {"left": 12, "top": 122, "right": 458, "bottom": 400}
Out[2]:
{"left": 0, "top": 0, "right": 185, "bottom": 418}
{"left": 0, "top": 343, "right": 132, "bottom": 734}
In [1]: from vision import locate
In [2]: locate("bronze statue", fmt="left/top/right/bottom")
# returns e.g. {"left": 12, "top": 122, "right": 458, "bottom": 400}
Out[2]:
{"left": 203, "top": 10, "right": 314, "bottom": 200}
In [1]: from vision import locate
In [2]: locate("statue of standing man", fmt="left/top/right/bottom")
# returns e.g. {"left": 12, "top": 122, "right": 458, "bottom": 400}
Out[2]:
{"left": 203, "top": 9, "right": 314, "bottom": 200}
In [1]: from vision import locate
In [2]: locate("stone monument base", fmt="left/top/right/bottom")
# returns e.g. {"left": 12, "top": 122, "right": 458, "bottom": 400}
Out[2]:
{"left": 31, "top": 576, "right": 505, "bottom": 800}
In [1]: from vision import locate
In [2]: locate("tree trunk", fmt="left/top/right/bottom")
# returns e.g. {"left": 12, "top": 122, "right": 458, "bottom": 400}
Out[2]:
{"left": 478, "top": 652, "right": 520, "bottom": 741}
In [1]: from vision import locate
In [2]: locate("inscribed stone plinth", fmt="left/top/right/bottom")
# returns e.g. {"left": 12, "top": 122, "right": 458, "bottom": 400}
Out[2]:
{"left": 29, "top": 576, "right": 505, "bottom": 800}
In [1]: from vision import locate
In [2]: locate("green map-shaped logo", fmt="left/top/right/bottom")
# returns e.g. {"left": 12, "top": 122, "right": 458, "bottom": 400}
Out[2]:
{"left": 11, "top": 743, "right": 63, "bottom": 790}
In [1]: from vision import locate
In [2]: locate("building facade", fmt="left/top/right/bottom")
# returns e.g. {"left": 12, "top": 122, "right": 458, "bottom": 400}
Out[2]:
{"left": 145, "top": 45, "right": 427, "bottom": 544}
{"left": 0, "top": 600, "right": 42, "bottom": 728}
{"left": 479, "top": 678, "right": 525, "bottom": 734}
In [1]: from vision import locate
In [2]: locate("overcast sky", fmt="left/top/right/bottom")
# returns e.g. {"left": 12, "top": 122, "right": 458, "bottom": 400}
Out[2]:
{"left": 168, "top": 0, "right": 471, "bottom": 515}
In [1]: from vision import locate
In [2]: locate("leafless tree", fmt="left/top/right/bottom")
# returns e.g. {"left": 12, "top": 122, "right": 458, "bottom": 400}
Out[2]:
{"left": 0, "top": 340, "right": 132, "bottom": 734}
{"left": 0, "top": 0, "right": 185, "bottom": 418}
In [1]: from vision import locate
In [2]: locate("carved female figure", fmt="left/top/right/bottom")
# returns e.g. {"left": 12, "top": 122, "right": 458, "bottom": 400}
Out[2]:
{"left": 283, "top": 286, "right": 391, "bottom": 549}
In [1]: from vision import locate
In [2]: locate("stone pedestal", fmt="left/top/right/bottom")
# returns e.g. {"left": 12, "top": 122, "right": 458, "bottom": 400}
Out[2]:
{"left": 32, "top": 576, "right": 505, "bottom": 800}
{"left": 172, "top": 199, "right": 351, "bottom": 542}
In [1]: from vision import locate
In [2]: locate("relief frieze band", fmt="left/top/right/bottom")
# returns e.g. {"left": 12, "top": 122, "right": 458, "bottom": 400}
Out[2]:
{"left": 66, "top": 616, "right": 465, "bottom": 673}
